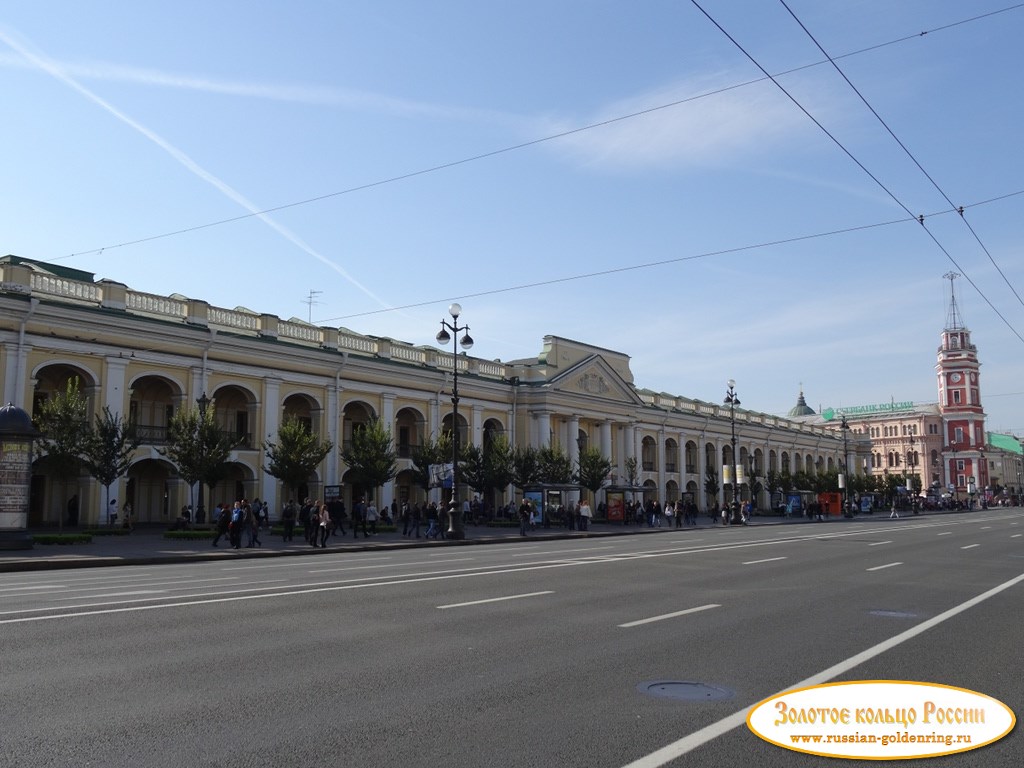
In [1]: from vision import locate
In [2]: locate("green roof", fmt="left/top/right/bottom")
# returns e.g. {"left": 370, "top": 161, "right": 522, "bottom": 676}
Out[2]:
{"left": 987, "top": 432, "right": 1022, "bottom": 455}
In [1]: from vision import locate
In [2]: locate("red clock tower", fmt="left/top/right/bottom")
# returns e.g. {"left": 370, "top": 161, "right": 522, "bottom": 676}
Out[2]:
{"left": 936, "top": 272, "right": 987, "bottom": 500}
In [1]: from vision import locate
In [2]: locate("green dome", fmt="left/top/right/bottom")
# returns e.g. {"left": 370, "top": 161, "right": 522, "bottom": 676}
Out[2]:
{"left": 787, "top": 390, "right": 815, "bottom": 418}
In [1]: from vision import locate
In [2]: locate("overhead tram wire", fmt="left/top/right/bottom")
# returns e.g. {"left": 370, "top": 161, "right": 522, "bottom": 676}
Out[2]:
{"left": 57, "top": 4, "right": 1024, "bottom": 263}
{"left": 778, "top": 0, "right": 1024, "bottom": 311}
{"left": 317, "top": 188, "right": 1024, "bottom": 323}
{"left": 689, "top": 0, "right": 1024, "bottom": 347}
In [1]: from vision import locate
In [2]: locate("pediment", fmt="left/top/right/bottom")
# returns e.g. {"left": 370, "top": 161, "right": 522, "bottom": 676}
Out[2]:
{"left": 549, "top": 355, "right": 644, "bottom": 405}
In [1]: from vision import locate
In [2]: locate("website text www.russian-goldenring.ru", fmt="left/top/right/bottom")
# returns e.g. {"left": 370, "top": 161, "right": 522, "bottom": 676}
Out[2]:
{"left": 790, "top": 732, "right": 971, "bottom": 748}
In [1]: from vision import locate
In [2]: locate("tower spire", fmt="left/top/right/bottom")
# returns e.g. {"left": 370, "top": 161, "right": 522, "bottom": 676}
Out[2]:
{"left": 943, "top": 271, "right": 963, "bottom": 331}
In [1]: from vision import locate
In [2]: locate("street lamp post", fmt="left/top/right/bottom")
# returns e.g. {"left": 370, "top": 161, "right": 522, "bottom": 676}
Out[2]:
{"left": 436, "top": 303, "right": 474, "bottom": 540}
{"left": 196, "top": 392, "right": 211, "bottom": 523}
{"left": 906, "top": 434, "right": 917, "bottom": 514}
{"left": 723, "top": 379, "right": 743, "bottom": 524}
{"left": 839, "top": 414, "right": 850, "bottom": 517}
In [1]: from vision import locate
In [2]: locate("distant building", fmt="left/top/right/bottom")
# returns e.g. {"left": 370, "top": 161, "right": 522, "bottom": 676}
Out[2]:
{"left": 2, "top": 255, "right": 860, "bottom": 526}
{"left": 790, "top": 274, "right": 1018, "bottom": 501}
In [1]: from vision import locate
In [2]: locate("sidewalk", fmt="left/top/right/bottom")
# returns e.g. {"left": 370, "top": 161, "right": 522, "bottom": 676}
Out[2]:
{"left": 0, "top": 508, "right": 974, "bottom": 573}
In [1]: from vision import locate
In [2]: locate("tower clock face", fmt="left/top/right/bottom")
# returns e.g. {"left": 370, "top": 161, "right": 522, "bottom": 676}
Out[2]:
{"left": 950, "top": 373, "right": 962, "bottom": 383}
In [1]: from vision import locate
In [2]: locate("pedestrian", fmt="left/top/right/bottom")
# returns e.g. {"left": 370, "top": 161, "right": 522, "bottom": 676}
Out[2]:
{"left": 108, "top": 499, "right": 118, "bottom": 527}
{"left": 122, "top": 501, "right": 134, "bottom": 530}
{"left": 365, "top": 499, "right": 379, "bottom": 535}
{"left": 228, "top": 501, "right": 244, "bottom": 549}
{"left": 401, "top": 502, "right": 411, "bottom": 536}
{"left": 889, "top": 501, "right": 899, "bottom": 519}
{"left": 67, "top": 495, "right": 79, "bottom": 528}
{"left": 330, "top": 498, "right": 346, "bottom": 536}
{"left": 211, "top": 503, "right": 230, "bottom": 546}
{"left": 579, "top": 498, "right": 592, "bottom": 531}
{"left": 246, "top": 502, "right": 262, "bottom": 548}
{"left": 518, "top": 500, "right": 531, "bottom": 536}
{"left": 299, "top": 498, "right": 313, "bottom": 543}
{"left": 425, "top": 502, "right": 440, "bottom": 539}
{"left": 316, "top": 501, "right": 331, "bottom": 548}
{"left": 410, "top": 503, "right": 422, "bottom": 538}
{"left": 281, "top": 499, "right": 296, "bottom": 542}
{"left": 352, "top": 497, "right": 369, "bottom": 539}
{"left": 308, "top": 503, "right": 319, "bottom": 545}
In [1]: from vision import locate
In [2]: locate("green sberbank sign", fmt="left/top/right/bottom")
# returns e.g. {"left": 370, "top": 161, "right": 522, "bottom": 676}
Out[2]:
{"left": 822, "top": 402, "right": 915, "bottom": 421}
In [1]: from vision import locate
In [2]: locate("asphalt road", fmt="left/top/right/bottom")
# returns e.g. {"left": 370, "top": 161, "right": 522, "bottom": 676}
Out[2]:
{"left": 1, "top": 511, "right": 1021, "bottom": 768}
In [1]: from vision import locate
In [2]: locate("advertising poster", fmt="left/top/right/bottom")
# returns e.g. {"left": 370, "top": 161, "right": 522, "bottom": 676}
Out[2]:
{"left": 606, "top": 491, "right": 624, "bottom": 522}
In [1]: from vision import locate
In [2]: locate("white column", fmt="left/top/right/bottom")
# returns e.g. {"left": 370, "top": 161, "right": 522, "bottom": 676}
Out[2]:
{"left": 382, "top": 392, "right": 396, "bottom": 506}
{"left": 657, "top": 426, "right": 666, "bottom": 503}
{"left": 600, "top": 421, "right": 613, "bottom": 461}
{"left": 261, "top": 378, "right": 281, "bottom": 506}
{"left": 472, "top": 404, "right": 484, "bottom": 448}
{"left": 326, "top": 372, "right": 343, "bottom": 485}
{"left": 536, "top": 411, "right": 551, "bottom": 447}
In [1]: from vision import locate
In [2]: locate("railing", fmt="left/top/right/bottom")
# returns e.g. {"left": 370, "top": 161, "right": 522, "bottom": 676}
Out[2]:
{"left": 31, "top": 273, "right": 101, "bottom": 303}
{"left": 642, "top": 461, "right": 655, "bottom": 472}
{"left": 665, "top": 462, "right": 677, "bottom": 473}
{"left": 127, "top": 292, "right": 187, "bottom": 319}
{"left": 208, "top": 307, "right": 258, "bottom": 331}
{"left": 279, "top": 321, "right": 322, "bottom": 344}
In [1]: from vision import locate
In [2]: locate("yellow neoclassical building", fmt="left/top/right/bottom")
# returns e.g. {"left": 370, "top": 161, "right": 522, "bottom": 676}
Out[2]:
{"left": 1, "top": 256, "right": 864, "bottom": 526}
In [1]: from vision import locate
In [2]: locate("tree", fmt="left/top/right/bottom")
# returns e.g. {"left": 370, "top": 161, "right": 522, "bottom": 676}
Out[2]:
{"left": 483, "top": 434, "right": 515, "bottom": 508}
{"left": 576, "top": 446, "right": 612, "bottom": 503}
{"left": 409, "top": 432, "right": 452, "bottom": 493}
{"left": 161, "top": 406, "right": 239, "bottom": 518}
{"left": 512, "top": 444, "right": 541, "bottom": 490}
{"left": 264, "top": 417, "right": 334, "bottom": 506}
{"left": 81, "top": 406, "right": 141, "bottom": 525}
{"left": 538, "top": 444, "right": 573, "bottom": 484}
{"left": 460, "top": 443, "right": 487, "bottom": 496}
{"left": 339, "top": 417, "right": 397, "bottom": 503}
{"left": 703, "top": 464, "right": 720, "bottom": 511}
{"left": 33, "top": 378, "right": 91, "bottom": 531}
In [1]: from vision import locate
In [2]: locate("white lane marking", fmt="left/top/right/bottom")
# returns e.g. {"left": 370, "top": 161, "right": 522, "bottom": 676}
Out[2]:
{"left": 868, "top": 541, "right": 892, "bottom": 547}
{"left": 437, "top": 591, "right": 553, "bottom": 609}
{"left": 221, "top": 556, "right": 394, "bottom": 571}
{"left": 1012, "top": 534, "right": 1022, "bottom": 539}
{"left": 510, "top": 546, "right": 614, "bottom": 557}
{"left": 0, "top": 561, "right": 592, "bottom": 624}
{"left": 310, "top": 557, "right": 474, "bottom": 573}
{"left": 981, "top": 526, "right": 992, "bottom": 530}
{"left": 619, "top": 571, "right": 1024, "bottom": 768}
{"left": 937, "top": 532, "right": 953, "bottom": 536}
{"left": 81, "top": 590, "right": 166, "bottom": 598}
{"left": 961, "top": 544, "right": 980, "bottom": 550}
{"left": 618, "top": 604, "right": 720, "bottom": 628}
{"left": 742, "top": 557, "right": 786, "bottom": 565}
{"left": 866, "top": 562, "right": 902, "bottom": 572}
{"left": 0, "top": 585, "right": 68, "bottom": 593}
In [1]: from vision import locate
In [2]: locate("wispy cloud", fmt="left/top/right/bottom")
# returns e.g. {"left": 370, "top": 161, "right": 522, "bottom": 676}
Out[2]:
{"left": 0, "top": 25, "right": 390, "bottom": 309}
{"left": 537, "top": 73, "right": 815, "bottom": 171}
{"left": 0, "top": 49, "right": 514, "bottom": 125}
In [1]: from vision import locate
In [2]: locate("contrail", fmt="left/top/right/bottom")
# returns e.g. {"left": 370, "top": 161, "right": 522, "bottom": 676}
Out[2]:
{"left": 0, "top": 24, "right": 391, "bottom": 313}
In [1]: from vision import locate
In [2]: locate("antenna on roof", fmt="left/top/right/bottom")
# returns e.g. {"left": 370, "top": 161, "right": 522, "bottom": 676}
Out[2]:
{"left": 305, "top": 289, "right": 323, "bottom": 323}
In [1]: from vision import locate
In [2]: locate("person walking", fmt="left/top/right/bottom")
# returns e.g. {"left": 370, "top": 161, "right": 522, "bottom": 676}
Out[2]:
{"left": 579, "top": 498, "right": 592, "bottom": 531}
{"left": 246, "top": 502, "right": 262, "bottom": 548}
{"left": 316, "top": 501, "right": 331, "bottom": 548}
{"left": 410, "top": 503, "right": 422, "bottom": 538}
{"left": 400, "top": 502, "right": 411, "bottom": 536}
{"left": 365, "top": 500, "right": 379, "bottom": 535}
{"left": 212, "top": 503, "right": 230, "bottom": 546}
{"left": 425, "top": 502, "right": 440, "bottom": 539}
{"left": 352, "top": 497, "right": 369, "bottom": 539}
{"left": 281, "top": 499, "right": 296, "bottom": 542}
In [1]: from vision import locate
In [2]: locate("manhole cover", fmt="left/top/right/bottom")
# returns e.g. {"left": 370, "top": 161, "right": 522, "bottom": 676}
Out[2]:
{"left": 638, "top": 681, "right": 735, "bottom": 702}
{"left": 870, "top": 610, "right": 917, "bottom": 619}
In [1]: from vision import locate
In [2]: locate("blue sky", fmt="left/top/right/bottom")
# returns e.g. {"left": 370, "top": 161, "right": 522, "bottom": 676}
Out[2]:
{"left": 3, "top": 2, "right": 1023, "bottom": 431}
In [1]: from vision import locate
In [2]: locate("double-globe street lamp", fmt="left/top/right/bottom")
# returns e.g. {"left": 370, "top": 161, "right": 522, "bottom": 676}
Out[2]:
{"left": 436, "top": 303, "right": 474, "bottom": 540}
{"left": 724, "top": 379, "right": 743, "bottom": 524}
